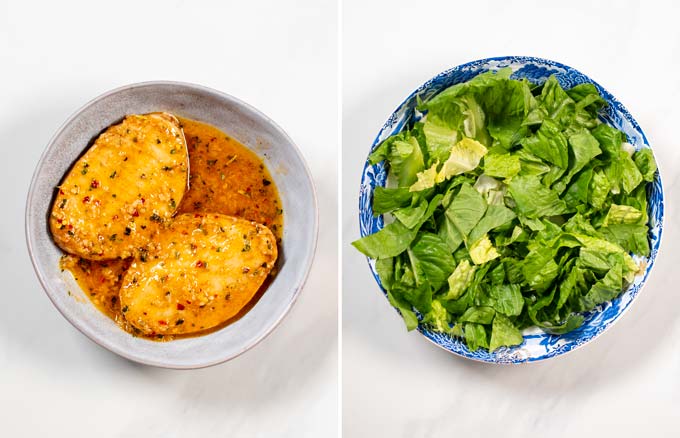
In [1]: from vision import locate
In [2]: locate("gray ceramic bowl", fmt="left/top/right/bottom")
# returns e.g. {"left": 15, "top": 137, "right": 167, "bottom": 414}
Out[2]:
{"left": 26, "top": 81, "right": 318, "bottom": 368}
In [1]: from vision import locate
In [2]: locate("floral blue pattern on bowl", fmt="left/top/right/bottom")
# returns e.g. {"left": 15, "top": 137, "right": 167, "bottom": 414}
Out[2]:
{"left": 358, "top": 56, "right": 664, "bottom": 363}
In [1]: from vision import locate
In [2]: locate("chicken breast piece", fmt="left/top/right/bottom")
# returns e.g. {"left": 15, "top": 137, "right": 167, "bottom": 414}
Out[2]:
{"left": 50, "top": 113, "right": 189, "bottom": 260}
{"left": 119, "top": 213, "right": 278, "bottom": 335}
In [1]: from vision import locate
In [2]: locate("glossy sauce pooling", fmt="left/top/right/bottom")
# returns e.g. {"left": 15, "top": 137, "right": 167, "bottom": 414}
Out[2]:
{"left": 61, "top": 256, "right": 134, "bottom": 330}
{"left": 178, "top": 117, "right": 283, "bottom": 242}
{"left": 61, "top": 117, "right": 283, "bottom": 340}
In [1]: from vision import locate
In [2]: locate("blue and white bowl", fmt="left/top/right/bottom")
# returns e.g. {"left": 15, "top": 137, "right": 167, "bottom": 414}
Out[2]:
{"left": 358, "top": 56, "right": 664, "bottom": 363}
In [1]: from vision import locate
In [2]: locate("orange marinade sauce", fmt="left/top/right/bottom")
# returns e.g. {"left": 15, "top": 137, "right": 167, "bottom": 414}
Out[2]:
{"left": 61, "top": 116, "right": 283, "bottom": 340}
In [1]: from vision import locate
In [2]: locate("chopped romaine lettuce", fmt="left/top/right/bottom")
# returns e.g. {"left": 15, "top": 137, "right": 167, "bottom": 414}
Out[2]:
{"left": 353, "top": 69, "right": 655, "bottom": 352}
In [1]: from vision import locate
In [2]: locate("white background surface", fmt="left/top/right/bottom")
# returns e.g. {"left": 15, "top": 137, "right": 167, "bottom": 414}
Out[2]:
{"left": 343, "top": 1, "right": 680, "bottom": 437}
{"left": 0, "top": 1, "right": 337, "bottom": 437}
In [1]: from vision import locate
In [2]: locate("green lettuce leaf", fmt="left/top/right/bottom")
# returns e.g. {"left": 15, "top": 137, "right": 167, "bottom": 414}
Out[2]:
{"left": 469, "top": 234, "right": 501, "bottom": 265}
{"left": 521, "top": 118, "right": 569, "bottom": 169}
{"left": 423, "top": 116, "right": 458, "bottom": 165}
{"left": 468, "top": 204, "right": 516, "bottom": 244}
{"left": 619, "top": 150, "right": 644, "bottom": 194}
{"left": 507, "top": 176, "right": 567, "bottom": 218}
{"left": 444, "top": 183, "right": 488, "bottom": 238}
{"left": 352, "top": 220, "right": 419, "bottom": 259}
{"left": 591, "top": 123, "right": 624, "bottom": 159}
{"left": 443, "top": 259, "right": 476, "bottom": 300}
{"left": 489, "top": 314, "right": 524, "bottom": 351}
{"left": 393, "top": 197, "right": 428, "bottom": 228}
{"left": 538, "top": 76, "right": 575, "bottom": 127}
{"left": 464, "top": 323, "right": 489, "bottom": 351}
{"left": 409, "top": 162, "right": 439, "bottom": 192}
{"left": 372, "top": 187, "right": 413, "bottom": 215}
{"left": 588, "top": 169, "right": 611, "bottom": 209}
{"left": 487, "top": 284, "right": 524, "bottom": 316}
{"left": 375, "top": 257, "right": 394, "bottom": 290}
{"left": 410, "top": 233, "right": 456, "bottom": 291}
{"left": 603, "top": 204, "right": 644, "bottom": 225}
{"left": 483, "top": 153, "right": 521, "bottom": 179}
{"left": 599, "top": 224, "right": 649, "bottom": 256}
{"left": 522, "top": 247, "right": 560, "bottom": 292}
{"left": 353, "top": 194, "right": 443, "bottom": 258}
{"left": 390, "top": 135, "right": 425, "bottom": 187}
{"left": 387, "top": 291, "right": 419, "bottom": 331}
{"left": 579, "top": 254, "right": 624, "bottom": 311}
{"left": 634, "top": 148, "right": 657, "bottom": 182}
{"left": 436, "top": 137, "right": 488, "bottom": 183}
{"left": 424, "top": 299, "right": 451, "bottom": 333}
{"left": 553, "top": 129, "right": 602, "bottom": 193}
{"left": 459, "top": 306, "right": 496, "bottom": 324}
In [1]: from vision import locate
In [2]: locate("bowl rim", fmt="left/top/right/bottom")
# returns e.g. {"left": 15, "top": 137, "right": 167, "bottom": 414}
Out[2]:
{"left": 25, "top": 80, "right": 319, "bottom": 369}
{"left": 358, "top": 55, "right": 665, "bottom": 364}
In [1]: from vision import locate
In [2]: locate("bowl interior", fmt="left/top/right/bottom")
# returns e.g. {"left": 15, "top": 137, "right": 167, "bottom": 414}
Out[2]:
{"left": 359, "top": 56, "right": 663, "bottom": 363}
{"left": 26, "top": 82, "right": 317, "bottom": 368}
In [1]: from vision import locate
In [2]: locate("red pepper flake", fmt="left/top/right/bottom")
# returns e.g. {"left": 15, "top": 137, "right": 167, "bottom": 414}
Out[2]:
{"left": 99, "top": 276, "right": 106, "bottom": 283}
{"left": 59, "top": 189, "right": 65, "bottom": 195}
{"left": 194, "top": 213, "right": 201, "bottom": 218}
{"left": 140, "top": 198, "right": 146, "bottom": 204}
{"left": 132, "top": 209, "right": 139, "bottom": 217}
{"left": 158, "top": 320, "right": 167, "bottom": 326}
{"left": 186, "top": 300, "right": 192, "bottom": 304}
{"left": 90, "top": 179, "right": 99, "bottom": 188}
{"left": 112, "top": 214, "right": 118, "bottom": 220}
{"left": 195, "top": 260, "right": 204, "bottom": 268}
{"left": 82, "top": 196, "right": 90, "bottom": 203}
{"left": 68, "top": 224, "right": 73, "bottom": 230}
{"left": 176, "top": 303, "right": 185, "bottom": 310}
{"left": 56, "top": 218, "right": 63, "bottom": 224}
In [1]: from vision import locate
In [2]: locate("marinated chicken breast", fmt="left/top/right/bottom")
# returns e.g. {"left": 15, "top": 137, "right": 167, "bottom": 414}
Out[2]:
{"left": 50, "top": 113, "right": 189, "bottom": 260}
{"left": 119, "top": 213, "right": 278, "bottom": 335}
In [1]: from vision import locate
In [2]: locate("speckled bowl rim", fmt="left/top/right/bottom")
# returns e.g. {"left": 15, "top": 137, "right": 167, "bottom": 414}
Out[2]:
{"left": 358, "top": 56, "right": 664, "bottom": 364}
{"left": 25, "top": 81, "right": 319, "bottom": 369}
